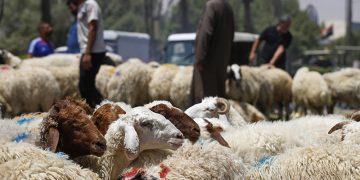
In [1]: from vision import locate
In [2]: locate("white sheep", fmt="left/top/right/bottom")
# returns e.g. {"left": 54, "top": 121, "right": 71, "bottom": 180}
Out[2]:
{"left": 169, "top": 66, "right": 193, "bottom": 110}
{"left": 148, "top": 64, "right": 179, "bottom": 101}
{"left": 323, "top": 68, "right": 360, "bottom": 113}
{"left": 0, "top": 115, "right": 43, "bottom": 144}
{"left": 229, "top": 99, "right": 266, "bottom": 123}
{"left": 185, "top": 97, "right": 247, "bottom": 129}
{"left": 0, "top": 66, "right": 61, "bottom": 116}
{"left": 132, "top": 141, "right": 247, "bottom": 180}
{"left": 292, "top": 67, "right": 332, "bottom": 115}
{"left": 20, "top": 53, "right": 80, "bottom": 67}
{"left": 0, "top": 142, "right": 100, "bottom": 179}
{"left": 105, "top": 52, "right": 123, "bottom": 65}
{"left": 0, "top": 49, "right": 21, "bottom": 67}
{"left": 247, "top": 119, "right": 360, "bottom": 179}
{"left": 95, "top": 65, "right": 116, "bottom": 98}
{"left": 258, "top": 64, "right": 292, "bottom": 119}
{"left": 107, "top": 59, "right": 155, "bottom": 106}
{"left": 226, "top": 65, "right": 273, "bottom": 117}
{"left": 222, "top": 115, "right": 346, "bottom": 169}
{"left": 19, "top": 54, "right": 81, "bottom": 99}
{"left": 74, "top": 106, "right": 184, "bottom": 180}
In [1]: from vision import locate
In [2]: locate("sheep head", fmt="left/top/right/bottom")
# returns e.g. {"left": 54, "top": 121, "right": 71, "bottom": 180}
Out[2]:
{"left": 65, "top": 96, "right": 94, "bottom": 115}
{"left": 106, "top": 107, "right": 184, "bottom": 161}
{"left": 146, "top": 101, "right": 201, "bottom": 143}
{"left": 185, "top": 97, "right": 230, "bottom": 119}
{"left": 346, "top": 110, "right": 360, "bottom": 122}
{"left": 91, "top": 103, "right": 126, "bottom": 135}
{"left": 227, "top": 64, "right": 242, "bottom": 87}
{"left": 40, "top": 99, "right": 106, "bottom": 158}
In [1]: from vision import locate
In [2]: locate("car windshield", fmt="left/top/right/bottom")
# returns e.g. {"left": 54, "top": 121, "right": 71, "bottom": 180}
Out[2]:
{"left": 165, "top": 41, "right": 195, "bottom": 65}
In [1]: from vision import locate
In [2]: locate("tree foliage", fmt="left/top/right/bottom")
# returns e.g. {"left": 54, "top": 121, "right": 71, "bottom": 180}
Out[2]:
{"left": 0, "top": 0, "right": 343, "bottom": 61}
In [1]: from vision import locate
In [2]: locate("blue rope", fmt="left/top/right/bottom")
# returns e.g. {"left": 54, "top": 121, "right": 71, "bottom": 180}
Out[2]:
{"left": 12, "top": 132, "right": 29, "bottom": 143}
{"left": 56, "top": 152, "right": 69, "bottom": 159}
{"left": 255, "top": 156, "right": 274, "bottom": 168}
{"left": 16, "top": 118, "right": 34, "bottom": 125}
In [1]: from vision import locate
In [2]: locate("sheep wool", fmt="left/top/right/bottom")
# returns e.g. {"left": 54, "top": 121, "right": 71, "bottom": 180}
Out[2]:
{"left": 247, "top": 144, "right": 360, "bottom": 179}
{"left": 169, "top": 66, "right": 193, "bottom": 110}
{"left": 0, "top": 67, "right": 61, "bottom": 115}
{"left": 95, "top": 65, "right": 116, "bottom": 98}
{"left": 0, "top": 142, "right": 100, "bottom": 180}
{"left": 323, "top": 68, "right": 360, "bottom": 111}
{"left": 107, "top": 59, "right": 154, "bottom": 106}
{"left": 222, "top": 115, "right": 346, "bottom": 169}
{"left": 292, "top": 67, "right": 331, "bottom": 114}
{"left": 149, "top": 64, "right": 179, "bottom": 101}
{"left": 144, "top": 141, "right": 247, "bottom": 180}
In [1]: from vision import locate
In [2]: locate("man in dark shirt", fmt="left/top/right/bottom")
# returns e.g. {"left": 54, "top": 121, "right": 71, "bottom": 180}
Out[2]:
{"left": 249, "top": 16, "right": 292, "bottom": 70}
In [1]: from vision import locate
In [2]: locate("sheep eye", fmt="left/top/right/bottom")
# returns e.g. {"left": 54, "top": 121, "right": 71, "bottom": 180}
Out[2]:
{"left": 140, "top": 122, "right": 153, "bottom": 129}
{"left": 95, "top": 118, "right": 101, "bottom": 127}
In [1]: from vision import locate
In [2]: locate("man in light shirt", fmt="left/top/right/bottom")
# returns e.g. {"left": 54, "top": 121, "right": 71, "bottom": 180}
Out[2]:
{"left": 72, "top": 0, "right": 106, "bottom": 107}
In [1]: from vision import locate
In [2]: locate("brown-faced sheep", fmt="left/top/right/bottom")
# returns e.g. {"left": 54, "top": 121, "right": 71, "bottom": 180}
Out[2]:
{"left": 40, "top": 98, "right": 106, "bottom": 158}
{"left": 145, "top": 101, "right": 201, "bottom": 143}
{"left": 91, "top": 102, "right": 127, "bottom": 135}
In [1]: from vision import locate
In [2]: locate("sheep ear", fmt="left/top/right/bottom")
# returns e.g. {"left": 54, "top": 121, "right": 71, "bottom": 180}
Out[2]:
{"left": 204, "top": 119, "right": 230, "bottom": 148}
{"left": 123, "top": 124, "right": 140, "bottom": 161}
{"left": 45, "top": 127, "right": 60, "bottom": 152}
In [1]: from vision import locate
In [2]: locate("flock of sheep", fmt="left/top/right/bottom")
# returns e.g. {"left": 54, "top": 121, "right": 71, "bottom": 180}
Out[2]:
{"left": 1, "top": 49, "right": 360, "bottom": 179}
{"left": 1, "top": 96, "right": 360, "bottom": 179}
{"left": 1, "top": 49, "right": 359, "bottom": 120}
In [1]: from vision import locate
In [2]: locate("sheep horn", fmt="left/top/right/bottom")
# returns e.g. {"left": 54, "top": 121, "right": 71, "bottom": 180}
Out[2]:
{"left": 349, "top": 111, "right": 360, "bottom": 122}
{"left": 328, "top": 121, "right": 352, "bottom": 134}
{"left": 216, "top": 98, "right": 230, "bottom": 115}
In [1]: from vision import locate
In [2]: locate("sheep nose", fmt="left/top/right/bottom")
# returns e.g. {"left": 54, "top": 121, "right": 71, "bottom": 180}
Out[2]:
{"left": 95, "top": 139, "right": 107, "bottom": 151}
{"left": 176, "top": 133, "right": 184, "bottom": 139}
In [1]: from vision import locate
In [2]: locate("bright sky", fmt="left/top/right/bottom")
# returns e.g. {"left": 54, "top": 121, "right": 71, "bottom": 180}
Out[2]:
{"left": 298, "top": 0, "right": 360, "bottom": 23}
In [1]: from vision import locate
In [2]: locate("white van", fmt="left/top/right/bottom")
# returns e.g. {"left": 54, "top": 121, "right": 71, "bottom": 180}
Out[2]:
{"left": 104, "top": 30, "right": 151, "bottom": 62}
{"left": 163, "top": 32, "right": 258, "bottom": 65}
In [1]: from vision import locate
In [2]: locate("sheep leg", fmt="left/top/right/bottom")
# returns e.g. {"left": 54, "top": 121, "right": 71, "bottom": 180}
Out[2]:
{"left": 327, "top": 103, "right": 335, "bottom": 114}
{"left": 278, "top": 102, "right": 283, "bottom": 120}
{"left": 285, "top": 102, "right": 290, "bottom": 120}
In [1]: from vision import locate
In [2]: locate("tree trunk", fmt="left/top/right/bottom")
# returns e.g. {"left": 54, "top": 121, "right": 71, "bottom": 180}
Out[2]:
{"left": 41, "top": 0, "right": 51, "bottom": 23}
{"left": 273, "top": 0, "right": 282, "bottom": 18}
{"left": 243, "top": 0, "right": 253, "bottom": 32}
{"left": 180, "top": 0, "right": 189, "bottom": 32}
{"left": 345, "top": 0, "right": 353, "bottom": 46}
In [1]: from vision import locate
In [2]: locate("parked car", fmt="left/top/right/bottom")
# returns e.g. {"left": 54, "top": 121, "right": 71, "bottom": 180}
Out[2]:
{"left": 162, "top": 32, "right": 258, "bottom": 65}
{"left": 104, "top": 30, "right": 150, "bottom": 62}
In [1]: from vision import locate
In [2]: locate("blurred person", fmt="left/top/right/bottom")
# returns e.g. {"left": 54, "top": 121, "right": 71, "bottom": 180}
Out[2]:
{"left": 27, "top": 22, "right": 54, "bottom": 58}
{"left": 249, "top": 16, "right": 292, "bottom": 70}
{"left": 73, "top": 0, "right": 106, "bottom": 107}
{"left": 66, "top": 0, "right": 80, "bottom": 53}
{"left": 190, "top": 0, "right": 235, "bottom": 105}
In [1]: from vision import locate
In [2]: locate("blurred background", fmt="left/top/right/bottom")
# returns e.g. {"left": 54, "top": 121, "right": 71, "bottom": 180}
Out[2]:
{"left": 0, "top": 0, "right": 359, "bottom": 74}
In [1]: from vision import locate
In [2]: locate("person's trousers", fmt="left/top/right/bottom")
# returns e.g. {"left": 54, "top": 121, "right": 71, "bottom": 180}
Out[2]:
{"left": 79, "top": 52, "right": 105, "bottom": 108}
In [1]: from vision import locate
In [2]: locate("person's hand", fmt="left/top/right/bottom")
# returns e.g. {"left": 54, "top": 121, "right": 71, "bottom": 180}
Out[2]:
{"left": 249, "top": 52, "right": 256, "bottom": 65}
{"left": 269, "top": 59, "right": 276, "bottom": 65}
{"left": 82, "top": 54, "right": 92, "bottom": 70}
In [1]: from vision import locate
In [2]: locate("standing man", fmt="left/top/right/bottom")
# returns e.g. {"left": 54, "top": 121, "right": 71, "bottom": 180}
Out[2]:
{"left": 28, "top": 22, "right": 55, "bottom": 58}
{"left": 66, "top": 0, "right": 80, "bottom": 54}
{"left": 190, "top": 0, "right": 235, "bottom": 105}
{"left": 74, "top": 0, "right": 106, "bottom": 107}
{"left": 249, "top": 16, "right": 292, "bottom": 70}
